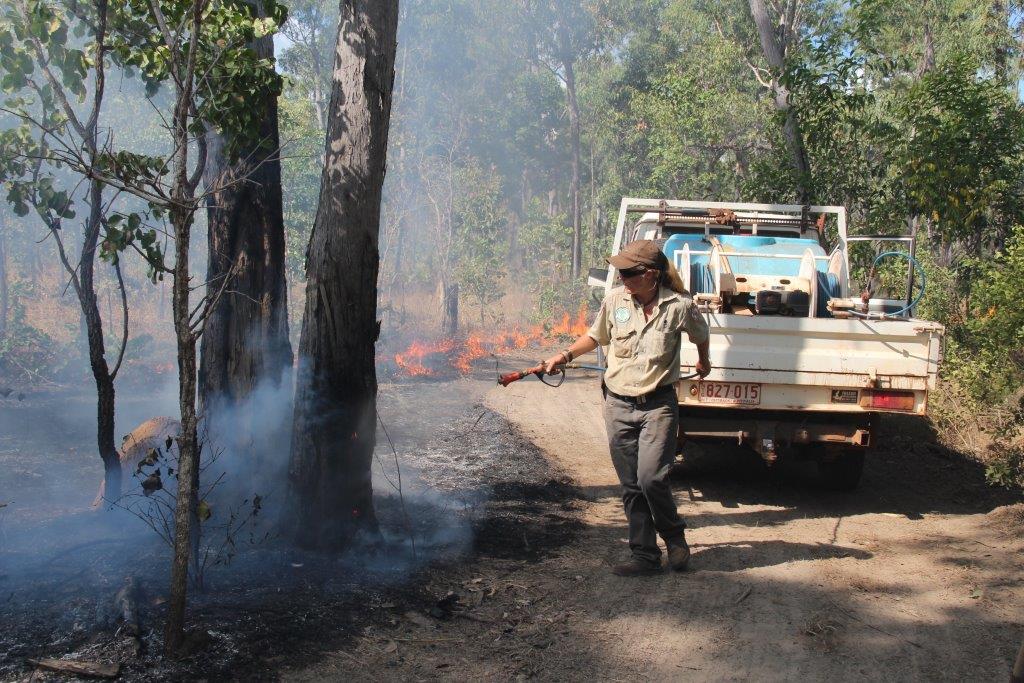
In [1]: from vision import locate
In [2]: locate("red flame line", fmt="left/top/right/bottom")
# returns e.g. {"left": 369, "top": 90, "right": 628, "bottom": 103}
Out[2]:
{"left": 389, "top": 305, "right": 590, "bottom": 378}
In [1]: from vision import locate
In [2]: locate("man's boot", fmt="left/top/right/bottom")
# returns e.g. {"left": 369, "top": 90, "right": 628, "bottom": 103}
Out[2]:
{"left": 666, "top": 540, "right": 691, "bottom": 571}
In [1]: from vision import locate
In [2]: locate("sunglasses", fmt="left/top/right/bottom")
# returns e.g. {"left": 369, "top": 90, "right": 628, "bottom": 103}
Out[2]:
{"left": 619, "top": 267, "right": 647, "bottom": 278}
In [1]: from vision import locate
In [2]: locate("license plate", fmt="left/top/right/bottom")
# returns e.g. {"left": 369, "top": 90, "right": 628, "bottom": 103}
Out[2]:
{"left": 697, "top": 382, "right": 761, "bottom": 405}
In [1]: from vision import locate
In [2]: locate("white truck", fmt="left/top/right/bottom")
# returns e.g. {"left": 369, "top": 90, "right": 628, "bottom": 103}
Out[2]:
{"left": 591, "top": 199, "right": 945, "bottom": 489}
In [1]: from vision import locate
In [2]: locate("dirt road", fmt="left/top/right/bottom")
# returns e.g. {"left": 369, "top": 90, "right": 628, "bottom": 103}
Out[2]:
{"left": 292, "top": 369, "right": 1024, "bottom": 682}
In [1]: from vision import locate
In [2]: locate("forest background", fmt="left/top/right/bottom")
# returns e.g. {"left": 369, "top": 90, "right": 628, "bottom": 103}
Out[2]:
{"left": 1, "top": 0, "right": 1022, "bottom": 488}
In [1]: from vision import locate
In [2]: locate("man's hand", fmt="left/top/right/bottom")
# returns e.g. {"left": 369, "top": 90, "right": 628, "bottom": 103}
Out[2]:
{"left": 542, "top": 353, "right": 568, "bottom": 374}
{"left": 696, "top": 357, "right": 712, "bottom": 378}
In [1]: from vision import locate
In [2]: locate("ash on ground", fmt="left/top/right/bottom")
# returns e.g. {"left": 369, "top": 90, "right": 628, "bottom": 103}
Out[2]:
{"left": 0, "top": 372, "right": 583, "bottom": 681}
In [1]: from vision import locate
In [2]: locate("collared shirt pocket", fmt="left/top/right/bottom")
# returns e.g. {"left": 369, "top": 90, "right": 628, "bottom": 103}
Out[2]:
{"left": 645, "top": 330, "right": 677, "bottom": 359}
{"left": 611, "top": 328, "right": 637, "bottom": 359}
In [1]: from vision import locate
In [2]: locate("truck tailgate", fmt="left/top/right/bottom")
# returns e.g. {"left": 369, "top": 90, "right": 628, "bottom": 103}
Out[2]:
{"left": 678, "top": 313, "right": 944, "bottom": 414}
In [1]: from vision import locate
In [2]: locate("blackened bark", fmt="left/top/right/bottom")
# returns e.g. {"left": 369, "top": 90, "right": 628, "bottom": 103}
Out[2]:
{"left": 748, "top": 0, "right": 812, "bottom": 203}
{"left": 80, "top": 181, "right": 122, "bottom": 503}
{"left": 288, "top": 0, "right": 399, "bottom": 550}
{"left": 199, "top": 20, "right": 291, "bottom": 414}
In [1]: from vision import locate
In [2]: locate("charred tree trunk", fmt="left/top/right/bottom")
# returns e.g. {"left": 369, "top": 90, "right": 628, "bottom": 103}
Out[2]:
{"left": 81, "top": 181, "right": 122, "bottom": 504}
{"left": 288, "top": 0, "right": 399, "bottom": 551}
{"left": 562, "top": 47, "right": 582, "bottom": 280}
{"left": 748, "top": 0, "right": 811, "bottom": 203}
{"left": 199, "top": 12, "right": 292, "bottom": 416}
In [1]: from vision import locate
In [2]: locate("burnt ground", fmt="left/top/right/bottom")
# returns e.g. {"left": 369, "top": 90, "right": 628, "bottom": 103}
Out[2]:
{"left": 0, "top": 365, "right": 584, "bottom": 682}
{"left": 3, "top": 359, "right": 1024, "bottom": 681}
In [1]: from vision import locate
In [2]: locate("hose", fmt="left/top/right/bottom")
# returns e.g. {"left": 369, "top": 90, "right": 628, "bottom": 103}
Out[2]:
{"left": 862, "top": 250, "right": 927, "bottom": 319}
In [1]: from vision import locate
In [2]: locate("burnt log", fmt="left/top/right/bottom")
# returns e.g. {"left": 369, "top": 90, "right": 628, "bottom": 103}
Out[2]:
{"left": 92, "top": 417, "right": 181, "bottom": 508}
{"left": 27, "top": 659, "right": 120, "bottom": 679}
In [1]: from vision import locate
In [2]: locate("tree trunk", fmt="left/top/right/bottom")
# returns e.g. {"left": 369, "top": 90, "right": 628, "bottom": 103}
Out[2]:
{"left": 0, "top": 224, "right": 8, "bottom": 341}
{"left": 562, "top": 51, "right": 583, "bottom": 279}
{"left": 1011, "top": 636, "right": 1024, "bottom": 683}
{"left": 991, "top": 0, "right": 1009, "bottom": 83}
{"left": 199, "top": 9, "right": 292, "bottom": 419}
{"left": 917, "top": 19, "right": 935, "bottom": 77}
{"left": 442, "top": 281, "right": 458, "bottom": 336}
{"left": 81, "top": 179, "right": 122, "bottom": 503}
{"left": 165, "top": 1, "right": 204, "bottom": 650}
{"left": 748, "top": 0, "right": 811, "bottom": 203}
{"left": 288, "top": 0, "right": 399, "bottom": 551}
{"left": 164, "top": 199, "right": 199, "bottom": 652}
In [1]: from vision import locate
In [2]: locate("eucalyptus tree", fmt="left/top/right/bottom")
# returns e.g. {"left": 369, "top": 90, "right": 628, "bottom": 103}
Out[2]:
{"left": 199, "top": 0, "right": 293, "bottom": 426}
{"left": 107, "top": 0, "right": 284, "bottom": 650}
{"left": 288, "top": 0, "right": 399, "bottom": 550}
{"left": 746, "top": 0, "right": 812, "bottom": 202}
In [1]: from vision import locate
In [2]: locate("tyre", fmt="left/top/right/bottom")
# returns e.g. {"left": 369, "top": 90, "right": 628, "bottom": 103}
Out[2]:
{"left": 817, "top": 447, "right": 865, "bottom": 491}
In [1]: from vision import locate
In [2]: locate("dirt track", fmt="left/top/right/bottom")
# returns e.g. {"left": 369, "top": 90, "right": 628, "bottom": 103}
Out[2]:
{"left": 292, "top": 366, "right": 1024, "bottom": 682}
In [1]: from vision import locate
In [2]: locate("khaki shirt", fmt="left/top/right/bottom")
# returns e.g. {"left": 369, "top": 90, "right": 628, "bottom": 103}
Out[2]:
{"left": 588, "top": 286, "right": 709, "bottom": 397}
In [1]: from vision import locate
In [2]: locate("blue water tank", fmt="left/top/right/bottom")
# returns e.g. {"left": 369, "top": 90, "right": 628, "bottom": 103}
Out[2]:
{"left": 662, "top": 233, "right": 833, "bottom": 314}
{"left": 662, "top": 233, "right": 828, "bottom": 278}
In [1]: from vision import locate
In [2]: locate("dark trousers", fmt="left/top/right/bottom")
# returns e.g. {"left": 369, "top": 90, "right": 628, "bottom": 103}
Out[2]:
{"left": 603, "top": 385, "right": 686, "bottom": 564}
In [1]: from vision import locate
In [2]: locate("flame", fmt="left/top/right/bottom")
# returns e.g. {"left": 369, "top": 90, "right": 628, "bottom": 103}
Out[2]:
{"left": 394, "top": 339, "right": 456, "bottom": 377}
{"left": 550, "top": 304, "right": 589, "bottom": 337}
{"left": 389, "top": 307, "right": 591, "bottom": 378}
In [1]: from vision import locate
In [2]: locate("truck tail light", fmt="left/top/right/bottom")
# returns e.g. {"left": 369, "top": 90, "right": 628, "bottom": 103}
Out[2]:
{"left": 862, "top": 390, "right": 915, "bottom": 411}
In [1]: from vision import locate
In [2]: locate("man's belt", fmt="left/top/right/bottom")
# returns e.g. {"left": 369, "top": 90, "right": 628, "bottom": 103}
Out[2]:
{"left": 605, "top": 383, "right": 675, "bottom": 406}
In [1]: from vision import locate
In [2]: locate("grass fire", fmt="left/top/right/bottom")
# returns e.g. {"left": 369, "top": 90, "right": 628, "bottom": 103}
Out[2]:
{"left": 388, "top": 306, "right": 591, "bottom": 379}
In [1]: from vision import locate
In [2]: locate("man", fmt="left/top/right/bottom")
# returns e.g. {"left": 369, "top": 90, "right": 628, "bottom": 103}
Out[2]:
{"left": 542, "top": 240, "right": 711, "bottom": 576}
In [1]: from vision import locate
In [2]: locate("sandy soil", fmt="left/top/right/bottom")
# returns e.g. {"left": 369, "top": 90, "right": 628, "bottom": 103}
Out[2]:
{"left": 288, "top": 366, "right": 1024, "bottom": 682}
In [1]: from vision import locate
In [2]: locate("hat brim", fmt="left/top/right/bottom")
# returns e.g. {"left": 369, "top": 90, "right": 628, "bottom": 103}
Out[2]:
{"left": 607, "top": 253, "right": 639, "bottom": 269}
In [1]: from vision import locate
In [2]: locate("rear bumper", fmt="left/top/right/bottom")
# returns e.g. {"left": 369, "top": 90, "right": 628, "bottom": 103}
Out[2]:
{"left": 678, "top": 406, "right": 875, "bottom": 461}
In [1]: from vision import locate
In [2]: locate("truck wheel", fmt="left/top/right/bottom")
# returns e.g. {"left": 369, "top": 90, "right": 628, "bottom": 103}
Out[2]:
{"left": 817, "top": 448, "right": 865, "bottom": 491}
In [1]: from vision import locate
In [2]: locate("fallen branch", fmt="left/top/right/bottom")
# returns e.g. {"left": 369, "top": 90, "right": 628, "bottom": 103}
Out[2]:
{"left": 27, "top": 659, "right": 120, "bottom": 679}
